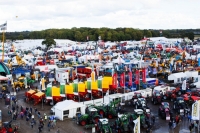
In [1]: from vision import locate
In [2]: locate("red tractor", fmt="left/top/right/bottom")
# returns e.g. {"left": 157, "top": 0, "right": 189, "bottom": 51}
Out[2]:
{"left": 163, "top": 87, "right": 177, "bottom": 101}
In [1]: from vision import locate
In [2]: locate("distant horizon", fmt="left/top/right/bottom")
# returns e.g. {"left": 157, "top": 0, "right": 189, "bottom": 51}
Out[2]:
{"left": 0, "top": 0, "right": 199, "bottom": 31}
{"left": 3, "top": 27, "right": 200, "bottom": 33}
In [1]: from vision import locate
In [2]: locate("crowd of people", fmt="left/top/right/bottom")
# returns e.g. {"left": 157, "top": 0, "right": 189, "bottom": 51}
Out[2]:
{"left": 7, "top": 100, "right": 60, "bottom": 133}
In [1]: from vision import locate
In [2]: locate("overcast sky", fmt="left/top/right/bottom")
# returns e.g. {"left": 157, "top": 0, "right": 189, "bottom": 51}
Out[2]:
{"left": 0, "top": 0, "right": 199, "bottom": 31}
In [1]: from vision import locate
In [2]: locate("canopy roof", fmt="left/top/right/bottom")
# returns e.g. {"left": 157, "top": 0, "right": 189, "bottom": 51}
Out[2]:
{"left": 0, "top": 62, "right": 11, "bottom": 75}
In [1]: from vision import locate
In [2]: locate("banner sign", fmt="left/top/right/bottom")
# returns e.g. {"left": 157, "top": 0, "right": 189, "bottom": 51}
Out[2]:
{"left": 142, "top": 68, "right": 146, "bottom": 83}
{"left": 135, "top": 70, "right": 139, "bottom": 85}
{"left": 120, "top": 73, "right": 125, "bottom": 87}
{"left": 192, "top": 101, "right": 200, "bottom": 120}
{"left": 128, "top": 72, "right": 132, "bottom": 86}
{"left": 112, "top": 73, "right": 118, "bottom": 88}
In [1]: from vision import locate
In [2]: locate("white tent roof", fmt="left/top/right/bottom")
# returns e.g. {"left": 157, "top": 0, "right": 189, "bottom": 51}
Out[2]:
{"left": 55, "top": 100, "right": 85, "bottom": 111}
{"left": 169, "top": 72, "right": 187, "bottom": 78}
{"left": 113, "top": 56, "right": 125, "bottom": 64}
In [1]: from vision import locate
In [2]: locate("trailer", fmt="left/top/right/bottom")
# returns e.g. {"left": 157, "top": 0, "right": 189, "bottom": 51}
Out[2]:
{"left": 31, "top": 92, "right": 45, "bottom": 106}
{"left": 25, "top": 89, "right": 37, "bottom": 102}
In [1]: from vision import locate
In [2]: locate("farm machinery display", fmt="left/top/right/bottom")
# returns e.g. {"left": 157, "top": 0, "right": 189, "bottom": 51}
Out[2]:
{"left": 96, "top": 118, "right": 112, "bottom": 133}
{"left": 151, "top": 91, "right": 162, "bottom": 104}
{"left": 158, "top": 102, "right": 171, "bottom": 120}
{"left": 129, "top": 109, "right": 148, "bottom": 128}
{"left": 45, "top": 85, "right": 63, "bottom": 106}
{"left": 24, "top": 89, "right": 37, "bottom": 102}
{"left": 173, "top": 97, "right": 190, "bottom": 116}
{"left": 114, "top": 114, "right": 131, "bottom": 133}
{"left": 134, "top": 98, "right": 149, "bottom": 110}
{"left": 76, "top": 107, "right": 100, "bottom": 126}
{"left": 31, "top": 92, "right": 45, "bottom": 106}
{"left": 89, "top": 98, "right": 120, "bottom": 119}
{"left": 13, "top": 76, "right": 35, "bottom": 89}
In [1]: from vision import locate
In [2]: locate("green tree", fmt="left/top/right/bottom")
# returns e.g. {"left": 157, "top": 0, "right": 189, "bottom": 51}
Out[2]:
{"left": 185, "top": 32, "right": 194, "bottom": 40}
{"left": 18, "top": 34, "right": 24, "bottom": 40}
{"left": 42, "top": 37, "right": 56, "bottom": 49}
{"left": 135, "top": 30, "right": 143, "bottom": 40}
{"left": 106, "top": 31, "right": 112, "bottom": 41}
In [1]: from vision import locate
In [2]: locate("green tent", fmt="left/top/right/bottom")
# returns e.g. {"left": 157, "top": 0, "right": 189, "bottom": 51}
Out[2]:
{"left": 60, "top": 84, "right": 65, "bottom": 94}
{"left": 87, "top": 81, "right": 91, "bottom": 90}
{"left": 72, "top": 83, "right": 78, "bottom": 92}
{"left": 45, "top": 84, "right": 52, "bottom": 97}
{"left": 97, "top": 80, "right": 102, "bottom": 89}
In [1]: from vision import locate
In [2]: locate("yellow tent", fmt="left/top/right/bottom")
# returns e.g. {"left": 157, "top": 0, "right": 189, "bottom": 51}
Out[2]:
{"left": 52, "top": 86, "right": 60, "bottom": 96}
{"left": 66, "top": 84, "right": 74, "bottom": 94}
{"left": 78, "top": 83, "right": 85, "bottom": 92}
{"left": 91, "top": 81, "right": 98, "bottom": 90}
{"left": 102, "top": 79, "right": 109, "bottom": 89}
{"left": 103, "top": 77, "right": 112, "bottom": 85}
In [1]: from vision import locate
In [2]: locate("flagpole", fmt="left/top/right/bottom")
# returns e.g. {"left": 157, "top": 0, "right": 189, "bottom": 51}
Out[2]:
{"left": 2, "top": 30, "right": 4, "bottom": 62}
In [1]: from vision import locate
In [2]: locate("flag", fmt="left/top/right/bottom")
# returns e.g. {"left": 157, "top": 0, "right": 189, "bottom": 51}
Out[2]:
{"left": 182, "top": 79, "right": 186, "bottom": 90}
{"left": 41, "top": 78, "right": 46, "bottom": 91}
{"left": 0, "top": 22, "right": 7, "bottom": 30}
{"left": 112, "top": 73, "right": 117, "bottom": 88}
{"left": 142, "top": 68, "right": 146, "bottom": 83}
{"left": 192, "top": 100, "right": 200, "bottom": 120}
{"left": 133, "top": 116, "right": 140, "bottom": 133}
{"left": 120, "top": 73, "right": 125, "bottom": 87}
{"left": 135, "top": 70, "right": 139, "bottom": 85}
{"left": 128, "top": 72, "right": 132, "bottom": 86}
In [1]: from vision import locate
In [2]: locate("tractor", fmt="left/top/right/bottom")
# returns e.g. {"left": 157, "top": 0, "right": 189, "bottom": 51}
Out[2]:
{"left": 13, "top": 77, "right": 25, "bottom": 89}
{"left": 129, "top": 109, "right": 148, "bottom": 128}
{"left": 92, "top": 99, "right": 120, "bottom": 119}
{"left": 114, "top": 114, "right": 131, "bottom": 133}
{"left": 13, "top": 76, "right": 35, "bottom": 89}
{"left": 96, "top": 118, "right": 112, "bottom": 133}
{"left": 76, "top": 107, "right": 100, "bottom": 126}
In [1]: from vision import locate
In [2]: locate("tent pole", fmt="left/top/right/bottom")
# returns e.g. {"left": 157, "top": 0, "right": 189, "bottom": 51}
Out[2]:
{"left": 2, "top": 30, "right": 5, "bottom": 62}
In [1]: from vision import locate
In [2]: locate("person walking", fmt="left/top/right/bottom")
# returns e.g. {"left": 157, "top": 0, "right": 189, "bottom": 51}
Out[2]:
{"left": 34, "top": 108, "right": 37, "bottom": 114}
{"left": 56, "top": 127, "right": 60, "bottom": 133}
{"left": 44, "top": 113, "right": 47, "bottom": 122}
{"left": 30, "top": 107, "right": 32, "bottom": 113}
{"left": 20, "top": 111, "right": 24, "bottom": 119}
{"left": 31, "top": 120, "right": 34, "bottom": 128}
{"left": 47, "top": 121, "right": 51, "bottom": 131}
{"left": 38, "top": 125, "right": 42, "bottom": 133}
{"left": 31, "top": 114, "right": 34, "bottom": 120}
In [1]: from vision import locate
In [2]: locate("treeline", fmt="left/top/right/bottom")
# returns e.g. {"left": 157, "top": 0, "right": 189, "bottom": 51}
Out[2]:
{"left": 1, "top": 27, "right": 199, "bottom": 42}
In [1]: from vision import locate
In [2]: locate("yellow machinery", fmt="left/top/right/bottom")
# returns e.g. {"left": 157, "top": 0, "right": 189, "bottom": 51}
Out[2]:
{"left": 149, "top": 61, "right": 157, "bottom": 68}
{"left": 13, "top": 77, "right": 25, "bottom": 89}
{"left": 16, "top": 55, "right": 25, "bottom": 66}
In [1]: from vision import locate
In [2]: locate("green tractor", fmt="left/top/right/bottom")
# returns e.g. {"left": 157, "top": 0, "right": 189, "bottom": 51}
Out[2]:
{"left": 129, "top": 109, "right": 148, "bottom": 128}
{"left": 76, "top": 107, "right": 100, "bottom": 126}
{"left": 96, "top": 118, "right": 112, "bottom": 133}
{"left": 114, "top": 114, "right": 131, "bottom": 133}
{"left": 93, "top": 99, "right": 120, "bottom": 119}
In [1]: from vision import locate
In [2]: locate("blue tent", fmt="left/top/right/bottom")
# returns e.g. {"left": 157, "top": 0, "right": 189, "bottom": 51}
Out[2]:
{"left": 12, "top": 68, "right": 31, "bottom": 75}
